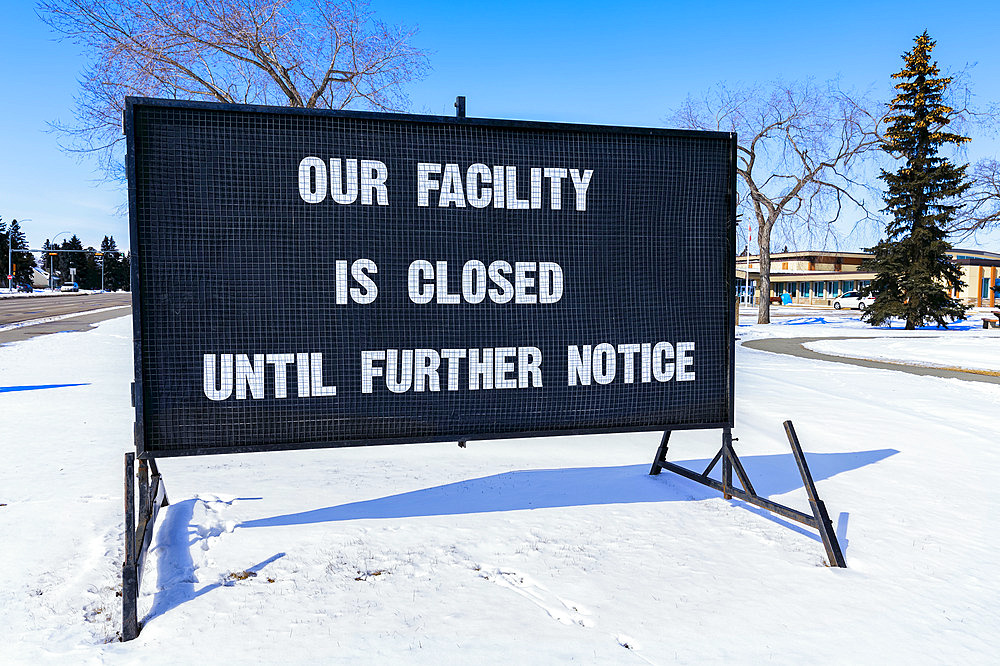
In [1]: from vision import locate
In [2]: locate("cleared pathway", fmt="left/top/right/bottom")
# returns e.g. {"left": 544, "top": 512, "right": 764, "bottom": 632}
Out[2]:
{"left": 742, "top": 336, "right": 1000, "bottom": 385}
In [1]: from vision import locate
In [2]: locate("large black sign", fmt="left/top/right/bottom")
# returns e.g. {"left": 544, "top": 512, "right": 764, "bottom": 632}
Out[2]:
{"left": 126, "top": 98, "right": 735, "bottom": 458}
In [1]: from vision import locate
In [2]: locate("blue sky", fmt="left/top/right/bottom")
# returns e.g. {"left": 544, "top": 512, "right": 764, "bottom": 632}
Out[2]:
{"left": 1, "top": 0, "right": 998, "bottom": 252}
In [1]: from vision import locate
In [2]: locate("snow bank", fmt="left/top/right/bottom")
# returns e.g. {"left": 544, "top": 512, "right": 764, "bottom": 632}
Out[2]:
{"left": 805, "top": 336, "right": 1000, "bottom": 372}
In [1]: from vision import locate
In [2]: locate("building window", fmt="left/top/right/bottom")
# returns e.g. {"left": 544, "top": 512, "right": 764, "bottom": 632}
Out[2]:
{"left": 815, "top": 282, "right": 824, "bottom": 298}
{"left": 844, "top": 280, "right": 854, "bottom": 291}
{"left": 801, "top": 282, "right": 810, "bottom": 297}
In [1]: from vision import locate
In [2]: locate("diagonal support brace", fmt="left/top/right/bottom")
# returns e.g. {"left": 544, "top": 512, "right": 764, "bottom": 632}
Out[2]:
{"left": 649, "top": 422, "right": 847, "bottom": 567}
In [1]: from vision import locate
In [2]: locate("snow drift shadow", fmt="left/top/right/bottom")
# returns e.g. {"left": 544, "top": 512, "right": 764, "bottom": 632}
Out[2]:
{"left": 143, "top": 498, "right": 284, "bottom": 627}
{"left": 239, "top": 449, "right": 896, "bottom": 530}
{"left": 0, "top": 382, "right": 88, "bottom": 393}
{"left": 783, "top": 317, "right": 839, "bottom": 326}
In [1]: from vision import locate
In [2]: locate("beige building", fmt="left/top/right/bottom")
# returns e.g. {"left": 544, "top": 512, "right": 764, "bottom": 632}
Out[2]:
{"left": 736, "top": 249, "right": 1000, "bottom": 307}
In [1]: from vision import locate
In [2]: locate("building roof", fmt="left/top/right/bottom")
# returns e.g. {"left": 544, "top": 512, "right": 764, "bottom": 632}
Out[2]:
{"left": 740, "top": 248, "right": 1000, "bottom": 263}
{"left": 951, "top": 248, "right": 1000, "bottom": 261}
{"left": 740, "top": 250, "right": 870, "bottom": 261}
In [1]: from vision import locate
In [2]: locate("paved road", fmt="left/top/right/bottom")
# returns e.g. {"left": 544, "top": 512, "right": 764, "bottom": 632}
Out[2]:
{"left": 0, "top": 293, "right": 132, "bottom": 325}
{"left": 0, "top": 293, "right": 132, "bottom": 345}
{"left": 743, "top": 336, "right": 1000, "bottom": 385}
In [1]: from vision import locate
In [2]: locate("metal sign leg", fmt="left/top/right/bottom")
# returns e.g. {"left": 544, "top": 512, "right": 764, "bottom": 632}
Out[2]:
{"left": 121, "top": 453, "right": 170, "bottom": 641}
{"left": 122, "top": 452, "right": 139, "bottom": 641}
{"left": 648, "top": 430, "right": 671, "bottom": 475}
{"left": 783, "top": 421, "right": 846, "bottom": 568}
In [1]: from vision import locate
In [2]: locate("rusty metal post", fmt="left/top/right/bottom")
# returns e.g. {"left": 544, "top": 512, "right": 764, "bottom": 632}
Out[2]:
{"left": 722, "top": 428, "right": 733, "bottom": 499}
{"left": 137, "top": 457, "right": 149, "bottom": 524}
{"left": 122, "top": 452, "right": 139, "bottom": 641}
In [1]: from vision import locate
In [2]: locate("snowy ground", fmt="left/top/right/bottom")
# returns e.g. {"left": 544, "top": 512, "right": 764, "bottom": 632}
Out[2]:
{"left": 2, "top": 312, "right": 998, "bottom": 663}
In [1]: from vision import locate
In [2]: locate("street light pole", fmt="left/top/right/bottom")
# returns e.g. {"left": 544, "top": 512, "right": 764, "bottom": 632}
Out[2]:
{"left": 49, "top": 231, "right": 71, "bottom": 291}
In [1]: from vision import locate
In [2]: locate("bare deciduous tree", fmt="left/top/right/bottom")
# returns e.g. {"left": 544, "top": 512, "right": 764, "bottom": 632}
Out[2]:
{"left": 39, "top": 0, "right": 429, "bottom": 178}
{"left": 904, "top": 72, "right": 999, "bottom": 242}
{"left": 949, "top": 159, "right": 1000, "bottom": 240}
{"left": 675, "top": 80, "right": 885, "bottom": 324}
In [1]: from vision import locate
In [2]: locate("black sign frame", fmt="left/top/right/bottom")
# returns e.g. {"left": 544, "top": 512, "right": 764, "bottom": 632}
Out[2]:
{"left": 126, "top": 97, "right": 737, "bottom": 459}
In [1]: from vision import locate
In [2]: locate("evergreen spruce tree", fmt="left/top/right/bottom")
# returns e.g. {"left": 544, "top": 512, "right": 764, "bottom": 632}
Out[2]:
{"left": 101, "top": 236, "right": 129, "bottom": 291}
{"left": 8, "top": 219, "right": 37, "bottom": 288}
{"left": 99, "top": 236, "right": 113, "bottom": 291}
{"left": 79, "top": 246, "right": 99, "bottom": 289}
{"left": 120, "top": 251, "right": 132, "bottom": 292}
{"left": 0, "top": 216, "right": 8, "bottom": 288}
{"left": 61, "top": 235, "right": 84, "bottom": 286}
{"left": 862, "top": 32, "right": 969, "bottom": 329}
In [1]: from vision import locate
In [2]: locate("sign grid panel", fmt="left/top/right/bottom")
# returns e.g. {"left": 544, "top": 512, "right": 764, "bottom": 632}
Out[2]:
{"left": 127, "top": 99, "right": 734, "bottom": 457}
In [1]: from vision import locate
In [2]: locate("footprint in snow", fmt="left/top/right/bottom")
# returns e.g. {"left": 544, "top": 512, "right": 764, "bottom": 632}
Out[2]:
{"left": 479, "top": 567, "right": 593, "bottom": 628}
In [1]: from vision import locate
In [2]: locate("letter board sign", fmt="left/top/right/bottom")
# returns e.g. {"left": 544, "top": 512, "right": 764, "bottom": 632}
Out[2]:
{"left": 126, "top": 97, "right": 736, "bottom": 457}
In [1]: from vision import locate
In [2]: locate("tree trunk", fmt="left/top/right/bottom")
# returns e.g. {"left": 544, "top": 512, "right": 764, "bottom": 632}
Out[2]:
{"left": 756, "top": 221, "right": 774, "bottom": 324}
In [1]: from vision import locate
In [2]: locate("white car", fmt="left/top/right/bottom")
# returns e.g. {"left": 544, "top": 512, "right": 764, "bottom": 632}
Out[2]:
{"left": 832, "top": 290, "right": 875, "bottom": 310}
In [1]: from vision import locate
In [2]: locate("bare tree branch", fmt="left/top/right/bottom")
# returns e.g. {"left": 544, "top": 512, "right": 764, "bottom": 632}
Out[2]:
{"left": 949, "top": 159, "right": 1000, "bottom": 240}
{"left": 38, "top": 0, "right": 430, "bottom": 180}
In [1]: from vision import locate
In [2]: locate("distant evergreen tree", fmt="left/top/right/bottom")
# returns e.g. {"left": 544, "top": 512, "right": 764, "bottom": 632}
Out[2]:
{"left": 100, "top": 236, "right": 129, "bottom": 291}
{"left": 121, "top": 251, "right": 132, "bottom": 291}
{"left": 0, "top": 216, "right": 8, "bottom": 288}
{"left": 60, "top": 235, "right": 85, "bottom": 286}
{"left": 79, "top": 246, "right": 100, "bottom": 289}
{"left": 8, "top": 219, "right": 37, "bottom": 287}
{"left": 862, "top": 32, "right": 969, "bottom": 329}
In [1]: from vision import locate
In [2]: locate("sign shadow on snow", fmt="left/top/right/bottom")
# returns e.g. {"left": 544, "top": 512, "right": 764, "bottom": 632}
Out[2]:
{"left": 143, "top": 450, "right": 891, "bottom": 621}
{"left": 142, "top": 498, "right": 284, "bottom": 627}
{"left": 237, "top": 450, "right": 896, "bottom": 542}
